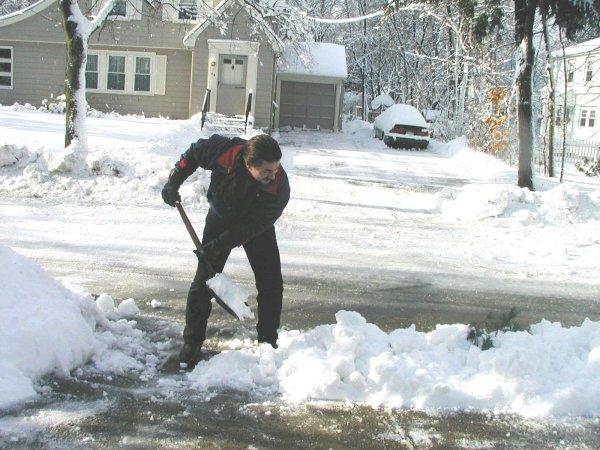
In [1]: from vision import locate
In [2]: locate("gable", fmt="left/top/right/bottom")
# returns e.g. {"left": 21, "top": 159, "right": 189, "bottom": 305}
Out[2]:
{"left": 182, "top": 0, "right": 283, "bottom": 52}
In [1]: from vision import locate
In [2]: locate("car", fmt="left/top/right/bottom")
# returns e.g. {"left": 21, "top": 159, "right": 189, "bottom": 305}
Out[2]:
{"left": 373, "top": 104, "right": 430, "bottom": 149}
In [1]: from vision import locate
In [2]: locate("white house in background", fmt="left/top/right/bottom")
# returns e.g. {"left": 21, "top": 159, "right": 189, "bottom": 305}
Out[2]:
{"left": 548, "top": 37, "right": 600, "bottom": 143}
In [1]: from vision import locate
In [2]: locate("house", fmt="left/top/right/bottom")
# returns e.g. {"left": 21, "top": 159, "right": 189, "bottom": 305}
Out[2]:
{"left": 547, "top": 37, "right": 600, "bottom": 143}
{"left": 0, "top": 0, "right": 346, "bottom": 131}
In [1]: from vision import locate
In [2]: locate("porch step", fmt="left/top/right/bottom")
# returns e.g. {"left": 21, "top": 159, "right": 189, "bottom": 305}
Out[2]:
{"left": 202, "top": 113, "right": 254, "bottom": 137}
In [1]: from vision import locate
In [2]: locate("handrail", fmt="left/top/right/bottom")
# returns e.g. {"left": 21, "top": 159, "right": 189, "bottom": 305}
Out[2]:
{"left": 244, "top": 91, "right": 253, "bottom": 133}
{"left": 201, "top": 89, "right": 211, "bottom": 130}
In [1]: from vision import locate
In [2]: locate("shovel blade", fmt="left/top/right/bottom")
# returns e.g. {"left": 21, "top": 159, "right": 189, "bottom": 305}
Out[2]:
{"left": 206, "top": 273, "right": 254, "bottom": 321}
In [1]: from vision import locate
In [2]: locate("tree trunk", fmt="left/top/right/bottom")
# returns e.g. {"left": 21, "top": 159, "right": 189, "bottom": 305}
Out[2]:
{"left": 59, "top": 0, "right": 87, "bottom": 148}
{"left": 541, "top": 13, "right": 555, "bottom": 177}
{"left": 514, "top": 0, "right": 538, "bottom": 191}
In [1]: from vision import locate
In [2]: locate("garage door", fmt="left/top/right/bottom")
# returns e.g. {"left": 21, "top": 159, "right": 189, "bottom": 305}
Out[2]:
{"left": 279, "top": 81, "right": 336, "bottom": 130}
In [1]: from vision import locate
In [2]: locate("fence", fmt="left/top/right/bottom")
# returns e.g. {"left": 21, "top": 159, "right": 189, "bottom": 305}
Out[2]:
{"left": 536, "top": 139, "right": 600, "bottom": 174}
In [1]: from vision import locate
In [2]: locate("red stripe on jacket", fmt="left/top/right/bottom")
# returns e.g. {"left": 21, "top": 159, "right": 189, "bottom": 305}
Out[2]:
{"left": 216, "top": 144, "right": 244, "bottom": 171}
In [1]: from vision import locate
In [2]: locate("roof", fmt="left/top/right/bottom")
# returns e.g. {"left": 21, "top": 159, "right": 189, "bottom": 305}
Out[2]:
{"left": 1, "top": 0, "right": 284, "bottom": 52}
{"left": 0, "top": 0, "right": 56, "bottom": 27}
{"left": 277, "top": 42, "right": 347, "bottom": 79}
{"left": 551, "top": 37, "right": 600, "bottom": 58}
{"left": 183, "top": 0, "right": 283, "bottom": 51}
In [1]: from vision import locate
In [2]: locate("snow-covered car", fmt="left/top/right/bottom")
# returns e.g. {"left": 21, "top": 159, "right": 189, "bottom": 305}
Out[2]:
{"left": 373, "top": 104, "right": 430, "bottom": 149}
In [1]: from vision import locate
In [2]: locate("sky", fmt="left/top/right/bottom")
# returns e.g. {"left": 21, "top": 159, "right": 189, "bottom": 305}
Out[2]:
{"left": 0, "top": 104, "right": 599, "bottom": 419}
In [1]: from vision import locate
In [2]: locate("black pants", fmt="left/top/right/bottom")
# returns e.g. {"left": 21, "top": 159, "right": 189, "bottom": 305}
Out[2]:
{"left": 183, "top": 209, "right": 283, "bottom": 347}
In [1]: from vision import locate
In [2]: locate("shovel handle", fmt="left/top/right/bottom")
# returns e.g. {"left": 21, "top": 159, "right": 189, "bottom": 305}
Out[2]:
{"left": 175, "top": 201, "right": 203, "bottom": 251}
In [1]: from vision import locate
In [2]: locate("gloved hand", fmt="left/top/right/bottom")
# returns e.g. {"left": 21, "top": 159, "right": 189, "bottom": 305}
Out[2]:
{"left": 161, "top": 182, "right": 181, "bottom": 207}
{"left": 194, "top": 238, "right": 226, "bottom": 268}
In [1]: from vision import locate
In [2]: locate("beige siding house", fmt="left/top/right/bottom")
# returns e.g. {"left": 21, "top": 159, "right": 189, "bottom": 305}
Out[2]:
{"left": 0, "top": 0, "right": 346, "bottom": 131}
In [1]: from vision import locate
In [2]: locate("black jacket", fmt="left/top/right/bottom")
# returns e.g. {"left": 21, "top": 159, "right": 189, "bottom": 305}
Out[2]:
{"left": 171, "top": 134, "right": 290, "bottom": 248}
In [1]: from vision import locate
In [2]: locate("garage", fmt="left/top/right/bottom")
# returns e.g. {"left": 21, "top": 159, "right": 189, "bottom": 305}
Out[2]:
{"left": 276, "top": 43, "right": 347, "bottom": 131}
{"left": 279, "top": 81, "right": 336, "bottom": 130}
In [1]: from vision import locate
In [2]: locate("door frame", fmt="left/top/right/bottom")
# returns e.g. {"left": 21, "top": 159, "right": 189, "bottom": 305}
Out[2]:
{"left": 207, "top": 40, "right": 260, "bottom": 115}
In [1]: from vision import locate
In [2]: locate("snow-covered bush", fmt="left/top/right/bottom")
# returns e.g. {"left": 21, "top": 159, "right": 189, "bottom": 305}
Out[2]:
{"left": 575, "top": 156, "right": 600, "bottom": 177}
{"left": 40, "top": 94, "right": 67, "bottom": 114}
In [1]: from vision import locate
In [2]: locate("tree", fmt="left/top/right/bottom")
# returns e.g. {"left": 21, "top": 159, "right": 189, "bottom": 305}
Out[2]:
{"left": 514, "top": 0, "right": 600, "bottom": 190}
{"left": 58, "top": 0, "right": 116, "bottom": 150}
{"left": 514, "top": 0, "right": 537, "bottom": 190}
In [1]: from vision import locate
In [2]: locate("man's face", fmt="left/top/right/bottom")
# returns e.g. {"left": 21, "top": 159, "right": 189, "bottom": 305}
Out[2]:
{"left": 246, "top": 160, "right": 281, "bottom": 185}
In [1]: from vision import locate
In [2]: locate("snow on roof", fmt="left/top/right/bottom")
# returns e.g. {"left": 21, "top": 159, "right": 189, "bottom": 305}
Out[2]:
{"left": 0, "top": 0, "right": 56, "bottom": 27}
{"left": 552, "top": 37, "right": 600, "bottom": 58}
{"left": 277, "top": 42, "right": 347, "bottom": 79}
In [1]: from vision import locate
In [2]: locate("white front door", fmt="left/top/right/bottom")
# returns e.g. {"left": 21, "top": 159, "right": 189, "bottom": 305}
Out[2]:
{"left": 216, "top": 54, "right": 247, "bottom": 116}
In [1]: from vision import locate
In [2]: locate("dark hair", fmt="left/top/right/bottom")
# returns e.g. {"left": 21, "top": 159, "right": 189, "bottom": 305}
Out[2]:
{"left": 243, "top": 135, "right": 282, "bottom": 167}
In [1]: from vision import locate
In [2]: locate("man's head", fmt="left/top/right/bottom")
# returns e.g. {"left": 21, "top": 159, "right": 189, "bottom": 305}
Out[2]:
{"left": 243, "top": 135, "right": 282, "bottom": 185}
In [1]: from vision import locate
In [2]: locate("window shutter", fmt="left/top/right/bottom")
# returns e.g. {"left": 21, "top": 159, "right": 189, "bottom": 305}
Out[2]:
{"left": 155, "top": 55, "right": 167, "bottom": 95}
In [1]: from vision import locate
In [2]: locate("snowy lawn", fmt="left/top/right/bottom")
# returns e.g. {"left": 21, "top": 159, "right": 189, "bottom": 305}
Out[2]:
{"left": 1, "top": 105, "right": 599, "bottom": 417}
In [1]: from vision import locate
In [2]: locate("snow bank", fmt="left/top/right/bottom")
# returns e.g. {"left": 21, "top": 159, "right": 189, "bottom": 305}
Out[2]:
{"left": 0, "top": 246, "right": 99, "bottom": 408}
{"left": 188, "top": 310, "right": 600, "bottom": 417}
{"left": 440, "top": 183, "right": 600, "bottom": 225}
{"left": 0, "top": 245, "right": 156, "bottom": 409}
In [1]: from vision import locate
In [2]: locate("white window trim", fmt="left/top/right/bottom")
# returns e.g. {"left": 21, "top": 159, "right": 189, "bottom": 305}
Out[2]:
{"left": 585, "top": 60, "right": 594, "bottom": 83}
{"left": 578, "top": 108, "right": 596, "bottom": 128}
{"left": 567, "top": 60, "right": 575, "bottom": 83}
{"left": 579, "top": 109, "right": 588, "bottom": 127}
{"left": 86, "top": 50, "right": 166, "bottom": 96}
{"left": 0, "top": 46, "right": 13, "bottom": 90}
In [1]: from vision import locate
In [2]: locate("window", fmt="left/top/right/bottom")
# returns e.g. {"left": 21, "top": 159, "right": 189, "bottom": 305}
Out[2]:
{"left": 134, "top": 56, "right": 151, "bottom": 92}
{"left": 579, "top": 109, "right": 596, "bottom": 127}
{"left": 86, "top": 54, "right": 99, "bottom": 89}
{"left": 84, "top": 50, "right": 166, "bottom": 95}
{"left": 585, "top": 60, "right": 594, "bottom": 82}
{"left": 107, "top": 55, "right": 126, "bottom": 91}
{"left": 99, "top": 0, "right": 141, "bottom": 21}
{"left": 555, "top": 106, "right": 562, "bottom": 127}
{"left": 178, "top": 0, "right": 197, "bottom": 20}
{"left": 109, "top": 0, "right": 127, "bottom": 17}
{"left": 567, "top": 60, "right": 575, "bottom": 83}
{"left": 0, "top": 47, "right": 12, "bottom": 89}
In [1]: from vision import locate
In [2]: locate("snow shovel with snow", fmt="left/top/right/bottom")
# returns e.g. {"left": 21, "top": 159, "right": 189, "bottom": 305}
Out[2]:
{"left": 174, "top": 201, "right": 253, "bottom": 321}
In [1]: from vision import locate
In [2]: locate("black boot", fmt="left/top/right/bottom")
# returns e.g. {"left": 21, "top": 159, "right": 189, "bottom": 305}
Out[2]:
{"left": 179, "top": 343, "right": 203, "bottom": 367}
{"left": 258, "top": 337, "right": 278, "bottom": 349}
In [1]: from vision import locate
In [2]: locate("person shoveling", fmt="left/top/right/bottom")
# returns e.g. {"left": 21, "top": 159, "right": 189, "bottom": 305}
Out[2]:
{"left": 175, "top": 201, "right": 253, "bottom": 322}
{"left": 162, "top": 134, "right": 290, "bottom": 368}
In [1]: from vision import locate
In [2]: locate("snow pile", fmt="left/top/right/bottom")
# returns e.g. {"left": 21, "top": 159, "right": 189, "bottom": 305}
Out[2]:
{"left": 188, "top": 310, "right": 600, "bottom": 417}
{"left": 342, "top": 118, "right": 372, "bottom": 137}
{"left": 440, "top": 183, "right": 600, "bottom": 225}
{"left": 0, "top": 245, "right": 159, "bottom": 409}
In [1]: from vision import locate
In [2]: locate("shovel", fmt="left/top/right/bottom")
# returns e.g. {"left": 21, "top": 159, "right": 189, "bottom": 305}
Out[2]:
{"left": 175, "top": 201, "right": 253, "bottom": 321}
